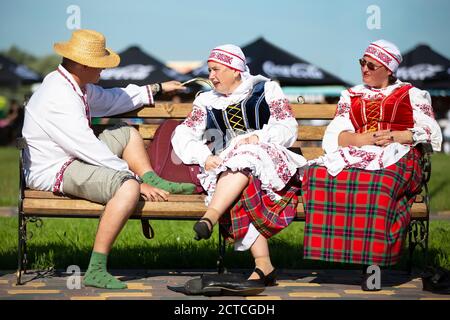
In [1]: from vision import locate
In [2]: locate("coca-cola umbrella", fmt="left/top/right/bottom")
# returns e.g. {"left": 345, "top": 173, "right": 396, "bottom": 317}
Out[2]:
{"left": 98, "top": 46, "right": 189, "bottom": 88}
{"left": 0, "top": 54, "right": 42, "bottom": 87}
{"left": 189, "top": 37, "right": 349, "bottom": 87}
{"left": 397, "top": 44, "right": 450, "bottom": 90}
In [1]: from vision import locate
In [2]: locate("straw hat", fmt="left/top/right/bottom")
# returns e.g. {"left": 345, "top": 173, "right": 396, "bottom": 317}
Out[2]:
{"left": 54, "top": 29, "right": 120, "bottom": 68}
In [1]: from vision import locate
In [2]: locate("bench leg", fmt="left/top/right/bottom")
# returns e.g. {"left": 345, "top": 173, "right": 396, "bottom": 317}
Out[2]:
{"left": 16, "top": 212, "right": 28, "bottom": 285}
{"left": 407, "top": 220, "right": 429, "bottom": 274}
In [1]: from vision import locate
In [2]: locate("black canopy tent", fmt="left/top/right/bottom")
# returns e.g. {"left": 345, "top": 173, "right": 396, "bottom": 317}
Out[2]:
{"left": 397, "top": 44, "right": 450, "bottom": 90}
{"left": 397, "top": 44, "right": 450, "bottom": 118}
{"left": 0, "top": 54, "right": 42, "bottom": 87}
{"left": 189, "top": 37, "right": 349, "bottom": 87}
{"left": 98, "top": 46, "right": 189, "bottom": 88}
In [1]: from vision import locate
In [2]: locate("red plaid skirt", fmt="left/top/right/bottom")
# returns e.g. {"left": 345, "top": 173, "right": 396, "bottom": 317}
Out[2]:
{"left": 219, "top": 176, "right": 301, "bottom": 242}
{"left": 302, "top": 148, "right": 423, "bottom": 266}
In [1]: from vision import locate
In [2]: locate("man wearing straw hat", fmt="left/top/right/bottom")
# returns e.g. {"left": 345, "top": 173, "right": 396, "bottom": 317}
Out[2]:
{"left": 22, "top": 29, "right": 194, "bottom": 289}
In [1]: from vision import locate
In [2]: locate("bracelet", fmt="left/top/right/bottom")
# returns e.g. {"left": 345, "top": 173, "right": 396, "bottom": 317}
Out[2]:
{"left": 150, "top": 83, "right": 162, "bottom": 97}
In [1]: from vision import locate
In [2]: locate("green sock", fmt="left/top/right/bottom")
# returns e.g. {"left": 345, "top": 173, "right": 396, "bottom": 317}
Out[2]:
{"left": 83, "top": 251, "right": 127, "bottom": 289}
{"left": 141, "top": 171, "right": 196, "bottom": 194}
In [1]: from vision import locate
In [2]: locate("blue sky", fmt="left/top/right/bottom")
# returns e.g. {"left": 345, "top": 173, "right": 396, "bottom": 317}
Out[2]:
{"left": 1, "top": 0, "right": 449, "bottom": 84}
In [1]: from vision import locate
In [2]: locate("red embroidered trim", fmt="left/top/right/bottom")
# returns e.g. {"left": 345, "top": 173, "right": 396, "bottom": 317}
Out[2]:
{"left": 416, "top": 104, "right": 434, "bottom": 118}
{"left": 53, "top": 158, "right": 75, "bottom": 194}
{"left": 183, "top": 106, "right": 206, "bottom": 128}
{"left": 335, "top": 102, "right": 350, "bottom": 117}
{"left": 207, "top": 59, "right": 243, "bottom": 72}
{"left": 146, "top": 85, "right": 153, "bottom": 105}
{"left": 208, "top": 51, "right": 234, "bottom": 65}
{"left": 268, "top": 98, "right": 293, "bottom": 121}
{"left": 370, "top": 43, "right": 401, "bottom": 64}
{"left": 365, "top": 46, "right": 393, "bottom": 66}
{"left": 57, "top": 67, "right": 91, "bottom": 127}
{"left": 211, "top": 48, "right": 246, "bottom": 63}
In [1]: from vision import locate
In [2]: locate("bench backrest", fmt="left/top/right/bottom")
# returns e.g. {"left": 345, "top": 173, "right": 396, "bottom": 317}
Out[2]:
{"left": 95, "top": 103, "right": 337, "bottom": 160}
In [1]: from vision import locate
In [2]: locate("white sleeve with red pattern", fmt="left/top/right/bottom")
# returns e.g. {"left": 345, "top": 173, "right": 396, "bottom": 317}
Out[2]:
{"left": 252, "top": 81, "right": 297, "bottom": 148}
{"left": 322, "top": 90, "right": 355, "bottom": 154}
{"left": 171, "top": 104, "right": 212, "bottom": 167}
{"left": 409, "top": 87, "right": 442, "bottom": 151}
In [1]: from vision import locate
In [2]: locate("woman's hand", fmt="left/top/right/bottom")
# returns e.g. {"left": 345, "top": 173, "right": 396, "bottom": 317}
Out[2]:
{"left": 339, "top": 130, "right": 413, "bottom": 147}
{"left": 161, "top": 81, "right": 185, "bottom": 94}
{"left": 235, "top": 134, "right": 259, "bottom": 147}
{"left": 372, "top": 130, "right": 413, "bottom": 147}
{"left": 205, "top": 155, "right": 223, "bottom": 171}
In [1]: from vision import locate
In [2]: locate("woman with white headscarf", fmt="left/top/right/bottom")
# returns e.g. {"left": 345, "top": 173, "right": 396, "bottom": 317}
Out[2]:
{"left": 301, "top": 39, "right": 442, "bottom": 290}
{"left": 172, "top": 44, "right": 307, "bottom": 285}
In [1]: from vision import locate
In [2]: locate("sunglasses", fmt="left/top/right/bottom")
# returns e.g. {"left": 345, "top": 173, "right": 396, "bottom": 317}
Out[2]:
{"left": 359, "top": 58, "right": 383, "bottom": 71}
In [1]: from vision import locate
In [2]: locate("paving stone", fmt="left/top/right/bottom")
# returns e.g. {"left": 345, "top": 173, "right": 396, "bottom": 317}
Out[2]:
{"left": 1, "top": 269, "right": 449, "bottom": 300}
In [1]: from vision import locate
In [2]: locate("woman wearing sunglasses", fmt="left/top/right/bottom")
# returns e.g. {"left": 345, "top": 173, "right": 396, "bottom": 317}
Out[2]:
{"left": 301, "top": 40, "right": 442, "bottom": 290}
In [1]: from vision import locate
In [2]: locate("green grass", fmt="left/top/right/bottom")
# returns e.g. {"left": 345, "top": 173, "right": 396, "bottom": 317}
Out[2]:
{"left": 1, "top": 147, "right": 449, "bottom": 211}
{"left": 1, "top": 147, "right": 449, "bottom": 271}
{"left": 427, "top": 153, "right": 450, "bottom": 212}
{"left": 0, "top": 147, "right": 19, "bottom": 207}
{"left": 0, "top": 217, "right": 449, "bottom": 271}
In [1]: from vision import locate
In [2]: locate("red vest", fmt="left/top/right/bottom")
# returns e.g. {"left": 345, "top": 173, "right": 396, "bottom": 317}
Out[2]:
{"left": 348, "top": 85, "right": 414, "bottom": 133}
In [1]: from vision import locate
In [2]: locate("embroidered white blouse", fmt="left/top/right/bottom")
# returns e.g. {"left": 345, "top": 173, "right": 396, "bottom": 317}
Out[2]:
{"left": 172, "top": 75, "right": 307, "bottom": 251}
{"left": 311, "top": 80, "right": 442, "bottom": 176}
{"left": 172, "top": 75, "right": 306, "bottom": 201}
{"left": 22, "top": 65, "right": 154, "bottom": 191}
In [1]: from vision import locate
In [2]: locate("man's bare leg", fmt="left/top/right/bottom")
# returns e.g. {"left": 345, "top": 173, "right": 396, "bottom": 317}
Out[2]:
{"left": 122, "top": 127, "right": 196, "bottom": 194}
{"left": 83, "top": 179, "right": 140, "bottom": 289}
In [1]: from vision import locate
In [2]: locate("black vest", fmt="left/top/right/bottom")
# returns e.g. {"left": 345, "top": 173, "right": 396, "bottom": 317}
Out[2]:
{"left": 205, "top": 81, "right": 271, "bottom": 154}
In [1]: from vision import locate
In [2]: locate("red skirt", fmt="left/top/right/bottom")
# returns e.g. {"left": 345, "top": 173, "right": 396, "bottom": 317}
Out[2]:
{"left": 219, "top": 176, "right": 301, "bottom": 243}
{"left": 301, "top": 148, "right": 423, "bottom": 266}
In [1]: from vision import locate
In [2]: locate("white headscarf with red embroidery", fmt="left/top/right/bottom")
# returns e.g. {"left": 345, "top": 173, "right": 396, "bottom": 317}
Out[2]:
{"left": 364, "top": 39, "right": 403, "bottom": 73}
{"left": 208, "top": 44, "right": 251, "bottom": 80}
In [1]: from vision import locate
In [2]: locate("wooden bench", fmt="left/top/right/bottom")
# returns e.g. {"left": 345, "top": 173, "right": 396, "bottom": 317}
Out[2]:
{"left": 16, "top": 102, "right": 433, "bottom": 285}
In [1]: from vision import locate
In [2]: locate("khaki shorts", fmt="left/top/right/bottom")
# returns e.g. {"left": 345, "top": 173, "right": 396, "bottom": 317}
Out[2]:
{"left": 62, "top": 122, "right": 136, "bottom": 204}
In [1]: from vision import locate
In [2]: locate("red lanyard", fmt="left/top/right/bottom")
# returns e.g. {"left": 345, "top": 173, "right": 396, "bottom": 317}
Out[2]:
{"left": 57, "top": 67, "right": 92, "bottom": 127}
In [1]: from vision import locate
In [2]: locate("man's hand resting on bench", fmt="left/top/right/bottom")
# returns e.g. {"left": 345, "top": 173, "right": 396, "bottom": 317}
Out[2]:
{"left": 140, "top": 183, "right": 169, "bottom": 202}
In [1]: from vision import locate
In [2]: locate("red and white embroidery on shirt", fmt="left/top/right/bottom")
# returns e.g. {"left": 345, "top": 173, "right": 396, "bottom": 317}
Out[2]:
{"left": 260, "top": 144, "right": 292, "bottom": 184}
{"left": 52, "top": 158, "right": 75, "bottom": 194}
{"left": 346, "top": 147, "right": 377, "bottom": 170}
{"left": 183, "top": 106, "right": 206, "bottom": 129}
{"left": 268, "top": 98, "right": 293, "bottom": 121}
{"left": 54, "top": 67, "right": 91, "bottom": 193}
{"left": 335, "top": 102, "right": 350, "bottom": 117}
{"left": 416, "top": 104, "right": 435, "bottom": 118}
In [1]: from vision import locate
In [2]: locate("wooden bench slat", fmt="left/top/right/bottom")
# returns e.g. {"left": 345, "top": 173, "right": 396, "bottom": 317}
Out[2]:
{"left": 24, "top": 190, "right": 424, "bottom": 203}
{"left": 24, "top": 190, "right": 206, "bottom": 202}
{"left": 23, "top": 193, "right": 426, "bottom": 219}
{"left": 116, "top": 104, "right": 337, "bottom": 119}
{"left": 131, "top": 124, "right": 328, "bottom": 141}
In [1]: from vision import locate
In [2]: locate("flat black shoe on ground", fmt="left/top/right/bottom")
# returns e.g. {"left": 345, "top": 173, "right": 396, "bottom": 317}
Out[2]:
{"left": 167, "top": 273, "right": 265, "bottom": 296}
{"left": 193, "top": 217, "right": 213, "bottom": 240}
{"left": 421, "top": 266, "right": 450, "bottom": 294}
{"left": 247, "top": 267, "right": 277, "bottom": 287}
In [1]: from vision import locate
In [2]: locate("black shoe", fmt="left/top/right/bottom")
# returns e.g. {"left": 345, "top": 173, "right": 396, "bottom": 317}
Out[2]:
{"left": 247, "top": 267, "right": 277, "bottom": 287}
{"left": 167, "top": 273, "right": 265, "bottom": 296}
{"left": 201, "top": 274, "right": 265, "bottom": 296}
{"left": 421, "top": 266, "right": 450, "bottom": 294}
{"left": 193, "top": 217, "right": 213, "bottom": 240}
